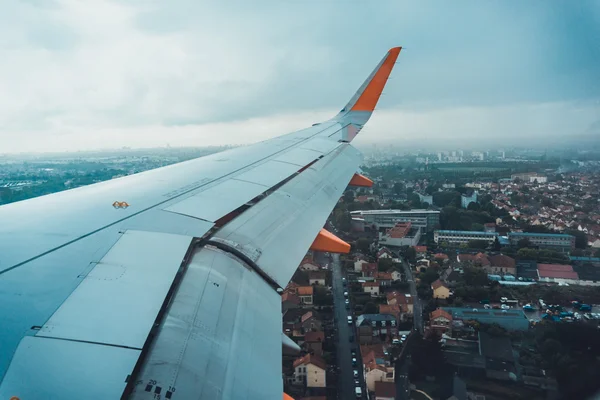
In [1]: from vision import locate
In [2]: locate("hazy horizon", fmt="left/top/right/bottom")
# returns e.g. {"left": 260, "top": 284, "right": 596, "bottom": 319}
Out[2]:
{"left": 1, "top": 0, "right": 599, "bottom": 153}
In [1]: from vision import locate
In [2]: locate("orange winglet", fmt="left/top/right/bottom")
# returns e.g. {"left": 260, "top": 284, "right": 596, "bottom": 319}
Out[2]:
{"left": 349, "top": 173, "right": 373, "bottom": 187}
{"left": 351, "top": 47, "right": 401, "bottom": 112}
{"left": 310, "top": 229, "right": 351, "bottom": 254}
{"left": 283, "top": 394, "right": 294, "bottom": 400}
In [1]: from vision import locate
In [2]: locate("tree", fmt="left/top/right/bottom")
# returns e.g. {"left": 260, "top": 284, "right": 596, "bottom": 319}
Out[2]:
{"left": 566, "top": 229, "right": 588, "bottom": 249}
{"left": 313, "top": 286, "right": 333, "bottom": 306}
{"left": 364, "top": 302, "right": 378, "bottom": 314}
{"left": 491, "top": 237, "right": 502, "bottom": 251}
{"left": 343, "top": 190, "right": 355, "bottom": 203}
{"left": 378, "top": 258, "right": 393, "bottom": 271}
{"left": 420, "top": 268, "right": 440, "bottom": 285}
{"left": 467, "top": 239, "right": 488, "bottom": 249}
{"left": 355, "top": 238, "right": 371, "bottom": 253}
{"left": 467, "top": 202, "right": 481, "bottom": 211}
{"left": 517, "top": 238, "right": 532, "bottom": 249}
{"left": 463, "top": 266, "right": 488, "bottom": 286}
{"left": 405, "top": 247, "right": 417, "bottom": 262}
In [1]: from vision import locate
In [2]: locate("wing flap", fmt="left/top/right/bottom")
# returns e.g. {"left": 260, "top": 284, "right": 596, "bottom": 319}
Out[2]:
{"left": 0, "top": 337, "right": 140, "bottom": 400}
{"left": 36, "top": 230, "right": 193, "bottom": 348}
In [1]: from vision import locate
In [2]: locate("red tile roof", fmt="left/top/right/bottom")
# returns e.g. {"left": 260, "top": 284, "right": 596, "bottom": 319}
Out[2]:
{"left": 433, "top": 253, "right": 449, "bottom": 260}
{"left": 375, "top": 381, "right": 396, "bottom": 398}
{"left": 297, "top": 286, "right": 314, "bottom": 296}
{"left": 430, "top": 308, "right": 452, "bottom": 321}
{"left": 301, "top": 311, "right": 314, "bottom": 323}
{"left": 293, "top": 354, "right": 327, "bottom": 370}
{"left": 387, "top": 222, "right": 412, "bottom": 238}
{"left": 431, "top": 279, "right": 448, "bottom": 290}
{"left": 304, "top": 331, "right": 324, "bottom": 343}
{"left": 281, "top": 292, "right": 300, "bottom": 305}
{"left": 489, "top": 254, "right": 516, "bottom": 270}
{"left": 538, "top": 264, "right": 579, "bottom": 280}
{"left": 375, "top": 272, "right": 393, "bottom": 281}
{"left": 414, "top": 246, "right": 427, "bottom": 252}
{"left": 379, "top": 304, "right": 401, "bottom": 318}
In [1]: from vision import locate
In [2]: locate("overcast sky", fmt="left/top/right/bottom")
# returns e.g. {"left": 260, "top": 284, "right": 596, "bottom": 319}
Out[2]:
{"left": 1, "top": 0, "right": 599, "bottom": 153}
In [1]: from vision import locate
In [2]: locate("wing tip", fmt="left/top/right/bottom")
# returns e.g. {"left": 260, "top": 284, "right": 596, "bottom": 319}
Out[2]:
{"left": 349, "top": 46, "right": 402, "bottom": 112}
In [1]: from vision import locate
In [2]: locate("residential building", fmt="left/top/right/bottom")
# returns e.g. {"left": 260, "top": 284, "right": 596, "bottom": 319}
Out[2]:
{"left": 292, "top": 354, "right": 327, "bottom": 388}
{"left": 297, "top": 286, "right": 314, "bottom": 305}
{"left": 443, "top": 307, "right": 530, "bottom": 331}
{"left": 390, "top": 270, "right": 402, "bottom": 281}
{"left": 301, "top": 311, "right": 322, "bottom": 332}
{"left": 362, "top": 282, "right": 380, "bottom": 297}
{"left": 282, "top": 291, "right": 300, "bottom": 312}
{"left": 430, "top": 308, "right": 453, "bottom": 333}
{"left": 303, "top": 330, "right": 324, "bottom": 356}
{"left": 374, "top": 381, "right": 396, "bottom": 400}
{"left": 379, "top": 304, "right": 402, "bottom": 321}
{"left": 461, "top": 190, "right": 478, "bottom": 209}
{"left": 361, "top": 262, "right": 378, "bottom": 277}
{"left": 362, "top": 344, "right": 395, "bottom": 392}
{"left": 386, "top": 292, "right": 414, "bottom": 314}
{"left": 349, "top": 209, "right": 440, "bottom": 233}
{"left": 308, "top": 271, "right": 326, "bottom": 286}
{"left": 379, "top": 222, "right": 422, "bottom": 247}
{"left": 356, "top": 314, "right": 398, "bottom": 339}
{"left": 508, "top": 232, "right": 575, "bottom": 253}
{"left": 414, "top": 245, "right": 427, "bottom": 257}
{"left": 354, "top": 257, "right": 369, "bottom": 273}
{"left": 488, "top": 254, "right": 516, "bottom": 275}
{"left": 432, "top": 280, "right": 450, "bottom": 299}
{"left": 457, "top": 252, "right": 490, "bottom": 267}
{"left": 299, "top": 261, "right": 320, "bottom": 271}
{"left": 377, "top": 247, "right": 394, "bottom": 259}
{"left": 375, "top": 272, "right": 393, "bottom": 286}
{"left": 434, "top": 230, "right": 499, "bottom": 245}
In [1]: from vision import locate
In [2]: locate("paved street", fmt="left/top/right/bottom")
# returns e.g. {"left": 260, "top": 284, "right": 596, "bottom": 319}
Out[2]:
{"left": 399, "top": 256, "right": 423, "bottom": 333}
{"left": 332, "top": 254, "right": 365, "bottom": 399}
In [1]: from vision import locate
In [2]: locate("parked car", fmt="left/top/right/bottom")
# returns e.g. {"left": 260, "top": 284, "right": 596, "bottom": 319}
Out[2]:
{"left": 353, "top": 370, "right": 359, "bottom": 378}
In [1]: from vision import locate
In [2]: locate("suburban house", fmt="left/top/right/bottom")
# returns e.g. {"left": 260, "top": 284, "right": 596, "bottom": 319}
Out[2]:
{"left": 284, "top": 281, "right": 300, "bottom": 294}
{"left": 362, "top": 282, "right": 380, "bottom": 297}
{"left": 354, "top": 257, "right": 369, "bottom": 273}
{"left": 361, "top": 262, "right": 378, "bottom": 277}
{"left": 432, "top": 280, "right": 450, "bottom": 299}
{"left": 488, "top": 254, "right": 516, "bottom": 275}
{"left": 356, "top": 314, "right": 397, "bottom": 340}
{"left": 374, "top": 381, "right": 396, "bottom": 400}
{"left": 308, "top": 271, "right": 326, "bottom": 286}
{"left": 457, "top": 252, "right": 490, "bottom": 268}
{"left": 281, "top": 291, "right": 300, "bottom": 312}
{"left": 379, "top": 304, "right": 402, "bottom": 321}
{"left": 390, "top": 270, "right": 402, "bottom": 281}
{"left": 430, "top": 308, "right": 453, "bottom": 333}
{"left": 386, "top": 292, "right": 414, "bottom": 314}
{"left": 301, "top": 311, "right": 322, "bottom": 332}
{"left": 433, "top": 253, "right": 449, "bottom": 263}
{"left": 375, "top": 272, "right": 393, "bottom": 286}
{"left": 299, "top": 261, "right": 321, "bottom": 271}
{"left": 362, "top": 344, "right": 395, "bottom": 392}
{"left": 303, "top": 330, "right": 325, "bottom": 356}
{"left": 414, "top": 246, "right": 428, "bottom": 258}
{"left": 297, "top": 286, "right": 314, "bottom": 305}
{"left": 377, "top": 247, "right": 394, "bottom": 260}
{"left": 292, "top": 354, "right": 327, "bottom": 388}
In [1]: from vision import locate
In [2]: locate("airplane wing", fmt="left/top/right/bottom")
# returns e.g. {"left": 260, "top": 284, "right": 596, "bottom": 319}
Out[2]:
{"left": 0, "top": 47, "right": 401, "bottom": 400}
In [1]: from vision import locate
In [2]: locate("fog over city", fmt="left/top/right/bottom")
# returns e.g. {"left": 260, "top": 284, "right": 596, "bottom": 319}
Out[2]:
{"left": 0, "top": 0, "right": 599, "bottom": 153}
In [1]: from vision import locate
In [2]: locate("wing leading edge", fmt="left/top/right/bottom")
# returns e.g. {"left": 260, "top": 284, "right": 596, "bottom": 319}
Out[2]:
{"left": 0, "top": 47, "right": 401, "bottom": 399}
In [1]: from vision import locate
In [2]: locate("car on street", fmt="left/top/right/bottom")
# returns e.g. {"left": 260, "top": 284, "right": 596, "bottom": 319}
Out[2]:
{"left": 352, "top": 357, "right": 357, "bottom": 366}
{"left": 344, "top": 291, "right": 348, "bottom": 297}
{"left": 354, "top": 379, "right": 360, "bottom": 385}
{"left": 351, "top": 349, "right": 356, "bottom": 356}
{"left": 347, "top": 316, "right": 353, "bottom": 325}
{"left": 353, "top": 370, "right": 359, "bottom": 378}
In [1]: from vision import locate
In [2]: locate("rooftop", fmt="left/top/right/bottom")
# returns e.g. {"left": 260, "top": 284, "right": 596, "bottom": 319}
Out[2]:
{"left": 436, "top": 230, "right": 498, "bottom": 236}
{"left": 443, "top": 307, "right": 530, "bottom": 331}
{"left": 387, "top": 222, "right": 412, "bottom": 238}
{"left": 350, "top": 209, "right": 440, "bottom": 215}
{"left": 293, "top": 354, "right": 327, "bottom": 370}
{"left": 297, "top": 286, "right": 313, "bottom": 296}
{"left": 509, "top": 232, "right": 574, "bottom": 238}
{"left": 375, "top": 381, "right": 396, "bottom": 398}
{"left": 537, "top": 263, "right": 579, "bottom": 280}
